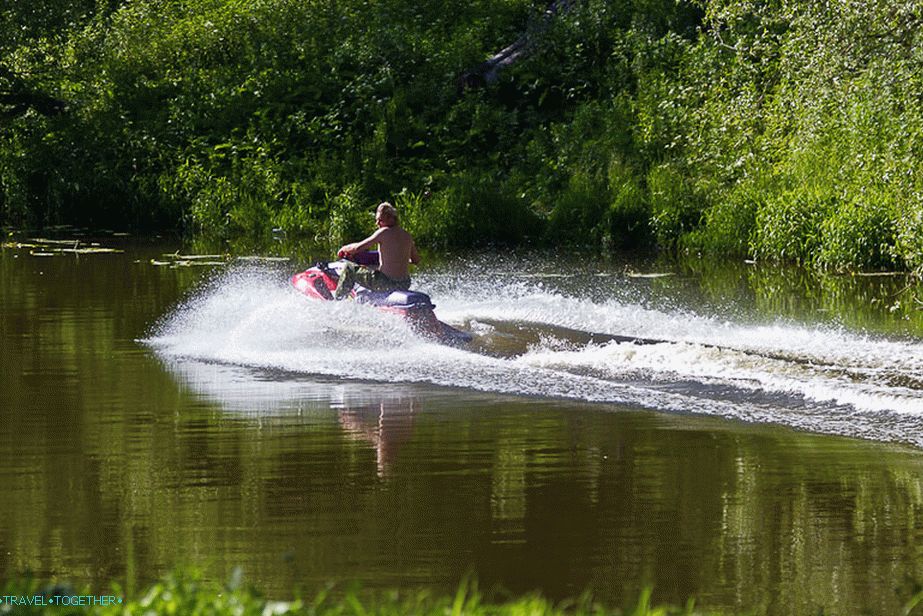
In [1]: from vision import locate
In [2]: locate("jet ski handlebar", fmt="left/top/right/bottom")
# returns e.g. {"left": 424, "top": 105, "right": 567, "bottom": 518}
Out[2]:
{"left": 337, "top": 250, "right": 379, "bottom": 267}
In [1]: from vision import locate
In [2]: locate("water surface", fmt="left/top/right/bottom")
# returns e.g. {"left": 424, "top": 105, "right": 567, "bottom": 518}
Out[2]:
{"left": 2, "top": 237, "right": 923, "bottom": 614}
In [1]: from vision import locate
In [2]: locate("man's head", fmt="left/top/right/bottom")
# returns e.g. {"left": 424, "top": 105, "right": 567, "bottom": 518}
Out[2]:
{"left": 376, "top": 202, "right": 398, "bottom": 227}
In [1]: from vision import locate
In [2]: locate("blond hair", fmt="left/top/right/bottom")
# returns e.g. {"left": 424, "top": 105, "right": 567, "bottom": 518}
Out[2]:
{"left": 376, "top": 202, "right": 398, "bottom": 223}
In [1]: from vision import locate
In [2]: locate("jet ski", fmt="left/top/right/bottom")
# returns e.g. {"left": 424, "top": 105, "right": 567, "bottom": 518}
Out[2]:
{"left": 291, "top": 251, "right": 472, "bottom": 345}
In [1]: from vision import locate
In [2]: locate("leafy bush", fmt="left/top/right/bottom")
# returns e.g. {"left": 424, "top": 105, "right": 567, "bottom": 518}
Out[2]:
{"left": 817, "top": 195, "right": 901, "bottom": 271}
{"left": 684, "top": 180, "right": 764, "bottom": 256}
{"left": 895, "top": 197, "right": 923, "bottom": 272}
{"left": 548, "top": 171, "right": 611, "bottom": 246}
{"left": 414, "top": 172, "right": 541, "bottom": 248}
{"left": 750, "top": 190, "right": 833, "bottom": 265}
{"left": 325, "top": 184, "right": 373, "bottom": 247}
{"left": 2, "top": 0, "right": 923, "bottom": 271}
{"left": 604, "top": 159, "right": 650, "bottom": 250}
{"left": 647, "top": 163, "right": 702, "bottom": 250}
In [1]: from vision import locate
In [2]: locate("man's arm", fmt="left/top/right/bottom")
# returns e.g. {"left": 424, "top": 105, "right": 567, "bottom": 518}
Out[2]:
{"left": 338, "top": 228, "right": 386, "bottom": 257}
{"left": 409, "top": 240, "right": 420, "bottom": 264}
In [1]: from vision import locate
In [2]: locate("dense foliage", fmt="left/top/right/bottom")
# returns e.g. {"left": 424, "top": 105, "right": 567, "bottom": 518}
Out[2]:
{"left": 2, "top": 0, "right": 922, "bottom": 270}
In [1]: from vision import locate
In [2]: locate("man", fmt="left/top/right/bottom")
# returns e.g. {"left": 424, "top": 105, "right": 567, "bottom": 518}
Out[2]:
{"left": 334, "top": 202, "right": 420, "bottom": 299}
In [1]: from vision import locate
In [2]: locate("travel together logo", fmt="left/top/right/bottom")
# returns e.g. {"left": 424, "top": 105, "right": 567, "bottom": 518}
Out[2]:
{"left": 0, "top": 594, "right": 123, "bottom": 607}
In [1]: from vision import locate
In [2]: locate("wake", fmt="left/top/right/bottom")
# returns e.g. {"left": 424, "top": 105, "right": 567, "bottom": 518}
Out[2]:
{"left": 145, "top": 262, "right": 923, "bottom": 447}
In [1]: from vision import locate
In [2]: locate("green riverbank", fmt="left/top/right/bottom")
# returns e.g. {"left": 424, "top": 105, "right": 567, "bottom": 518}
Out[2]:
{"left": 6, "top": 570, "right": 923, "bottom": 615}
{"left": 0, "top": 571, "right": 723, "bottom": 615}
{"left": 3, "top": 1, "right": 923, "bottom": 272}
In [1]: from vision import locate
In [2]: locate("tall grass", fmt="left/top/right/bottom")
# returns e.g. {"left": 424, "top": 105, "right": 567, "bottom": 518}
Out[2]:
{"left": 0, "top": 570, "right": 714, "bottom": 616}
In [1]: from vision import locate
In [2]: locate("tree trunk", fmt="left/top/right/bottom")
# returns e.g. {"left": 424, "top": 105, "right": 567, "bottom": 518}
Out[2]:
{"left": 0, "top": 66, "right": 66, "bottom": 118}
{"left": 458, "top": 0, "right": 575, "bottom": 90}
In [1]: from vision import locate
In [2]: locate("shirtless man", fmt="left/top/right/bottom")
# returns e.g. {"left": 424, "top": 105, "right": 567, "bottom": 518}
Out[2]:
{"left": 334, "top": 202, "right": 420, "bottom": 299}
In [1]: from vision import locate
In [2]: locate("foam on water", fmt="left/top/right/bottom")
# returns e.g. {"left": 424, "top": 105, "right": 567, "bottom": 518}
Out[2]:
{"left": 146, "top": 264, "right": 923, "bottom": 447}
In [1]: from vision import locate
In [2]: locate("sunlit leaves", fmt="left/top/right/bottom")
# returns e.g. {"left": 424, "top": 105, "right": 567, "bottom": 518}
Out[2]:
{"left": 2, "top": 0, "right": 923, "bottom": 271}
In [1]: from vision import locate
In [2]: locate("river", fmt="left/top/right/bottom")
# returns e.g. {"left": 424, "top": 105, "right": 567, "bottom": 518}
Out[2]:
{"left": 2, "top": 235, "right": 923, "bottom": 614}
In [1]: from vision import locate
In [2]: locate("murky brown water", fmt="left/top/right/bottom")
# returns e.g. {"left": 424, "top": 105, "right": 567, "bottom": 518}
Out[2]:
{"left": 3, "top": 236, "right": 923, "bottom": 614}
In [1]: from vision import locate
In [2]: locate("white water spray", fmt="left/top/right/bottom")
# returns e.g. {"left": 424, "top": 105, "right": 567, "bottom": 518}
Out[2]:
{"left": 146, "top": 263, "right": 923, "bottom": 447}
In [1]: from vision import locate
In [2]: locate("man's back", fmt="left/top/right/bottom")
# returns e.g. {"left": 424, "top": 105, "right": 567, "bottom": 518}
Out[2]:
{"left": 375, "top": 225, "right": 417, "bottom": 281}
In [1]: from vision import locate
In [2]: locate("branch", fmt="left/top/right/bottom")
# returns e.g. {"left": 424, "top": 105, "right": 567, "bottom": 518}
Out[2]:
{"left": 458, "top": 0, "right": 576, "bottom": 90}
{"left": 0, "top": 65, "right": 66, "bottom": 117}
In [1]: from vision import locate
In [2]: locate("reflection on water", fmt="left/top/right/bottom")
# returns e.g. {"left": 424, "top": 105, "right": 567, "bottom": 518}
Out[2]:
{"left": 3, "top": 240, "right": 923, "bottom": 615}
{"left": 164, "top": 359, "right": 418, "bottom": 478}
{"left": 337, "top": 395, "right": 415, "bottom": 479}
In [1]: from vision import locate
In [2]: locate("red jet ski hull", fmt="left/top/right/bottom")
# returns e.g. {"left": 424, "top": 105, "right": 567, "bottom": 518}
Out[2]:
{"left": 291, "top": 260, "right": 472, "bottom": 345}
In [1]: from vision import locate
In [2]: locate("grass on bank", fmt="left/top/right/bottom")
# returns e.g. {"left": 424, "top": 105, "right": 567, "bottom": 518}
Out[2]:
{"left": 0, "top": 570, "right": 714, "bottom": 616}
